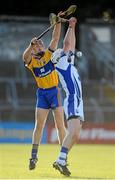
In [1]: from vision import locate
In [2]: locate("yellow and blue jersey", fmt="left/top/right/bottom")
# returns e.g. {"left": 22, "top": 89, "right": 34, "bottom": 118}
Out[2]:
{"left": 26, "top": 48, "right": 59, "bottom": 89}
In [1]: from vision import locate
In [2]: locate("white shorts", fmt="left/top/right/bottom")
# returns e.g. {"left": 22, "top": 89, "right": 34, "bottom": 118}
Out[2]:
{"left": 64, "top": 94, "right": 84, "bottom": 121}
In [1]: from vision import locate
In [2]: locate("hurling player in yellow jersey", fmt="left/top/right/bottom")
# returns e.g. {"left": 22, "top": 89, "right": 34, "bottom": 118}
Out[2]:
{"left": 23, "top": 13, "right": 66, "bottom": 170}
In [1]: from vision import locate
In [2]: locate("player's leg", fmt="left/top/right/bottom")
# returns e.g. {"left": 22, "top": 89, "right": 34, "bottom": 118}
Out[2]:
{"left": 53, "top": 106, "right": 66, "bottom": 145}
{"left": 29, "top": 88, "right": 50, "bottom": 170}
{"left": 53, "top": 116, "right": 82, "bottom": 176}
{"left": 60, "top": 117, "right": 82, "bottom": 152}
{"left": 56, "top": 93, "right": 83, "bottom": 158}
{"left": 53, "top": 93, "right": 84, "bottom": 176}
{"left": 29, "top": 107, "right": 49, "bottom": 170}
{"left": 48, "top": 86, "right": 66, "bottom": 145}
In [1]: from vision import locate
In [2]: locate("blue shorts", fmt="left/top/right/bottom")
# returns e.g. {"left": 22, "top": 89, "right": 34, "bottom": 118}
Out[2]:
{"left": 36, "top": 87, "right": 62, "bottom": 109}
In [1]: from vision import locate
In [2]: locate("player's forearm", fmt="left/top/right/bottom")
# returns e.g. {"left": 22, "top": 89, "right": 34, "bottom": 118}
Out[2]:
{"left": 52, "top": 22, "right": 61, "bottom": 39}
{"left": 63, "top": 27, "right": 73, "bottom": 51}
{"left": 50, "top": 22, "right": 61, "bottom": 50}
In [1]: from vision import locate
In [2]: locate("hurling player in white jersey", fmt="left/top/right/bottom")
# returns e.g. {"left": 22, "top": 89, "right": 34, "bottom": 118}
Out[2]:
{"left": 51, "top": 17, "right": 84, "bottom": 176}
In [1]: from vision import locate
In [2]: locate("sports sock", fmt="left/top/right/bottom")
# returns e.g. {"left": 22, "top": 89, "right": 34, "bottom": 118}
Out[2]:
{"left": 31, "top": 144, "right": 38, "bottom": 159}
{"left": 57, "top": 146, "right": 68, "bottom": 166}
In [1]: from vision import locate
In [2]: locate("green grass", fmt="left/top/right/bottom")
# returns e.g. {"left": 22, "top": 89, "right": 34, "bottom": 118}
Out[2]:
{"left": 0, "top": 144, "right": 115, "bottom": 180}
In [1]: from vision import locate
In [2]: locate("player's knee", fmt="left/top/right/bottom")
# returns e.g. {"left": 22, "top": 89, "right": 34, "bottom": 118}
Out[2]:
{"left": 34, "top": 122, "right": 44, "bottom": 131}
{"left": 69, "top": 129, "right": 80, "bottom": 142}
{"left": 56, "top": 123, "right": 65, "bottom": 131}
{"left": 73, "top": 132, "right": 79, "bottom": 142}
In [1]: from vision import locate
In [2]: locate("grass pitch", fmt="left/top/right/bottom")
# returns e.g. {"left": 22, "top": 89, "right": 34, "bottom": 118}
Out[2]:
{"left": 0, "top": 144, "right": 115, "bottom": 180}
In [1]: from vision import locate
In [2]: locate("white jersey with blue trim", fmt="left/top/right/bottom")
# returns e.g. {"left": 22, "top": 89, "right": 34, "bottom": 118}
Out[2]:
{"left": 56, "top": 51, "right": 82, "bottom": 97}
{"left": 54, "top": 50, "right": 84, "bottom": 121}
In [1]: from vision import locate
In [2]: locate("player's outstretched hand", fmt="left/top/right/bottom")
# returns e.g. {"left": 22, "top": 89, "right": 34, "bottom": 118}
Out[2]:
{"left": 69, "top": 17, "right": 77, "bottom": 27}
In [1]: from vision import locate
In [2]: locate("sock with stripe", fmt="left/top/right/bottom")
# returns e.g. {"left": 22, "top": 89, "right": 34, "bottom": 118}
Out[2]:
{"left": 57, "top": 146, "right": 68, "bottom": 166}
{"left": 31, "top": 144, "right": 38, "bottom": 159}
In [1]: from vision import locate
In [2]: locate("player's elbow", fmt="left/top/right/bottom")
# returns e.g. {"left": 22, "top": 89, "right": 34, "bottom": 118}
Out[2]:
{"left": 22, "top": 52, "right": 26, "bottom": 62}
{"left": 22, "top": 52, "right": 30, "bottom": 64}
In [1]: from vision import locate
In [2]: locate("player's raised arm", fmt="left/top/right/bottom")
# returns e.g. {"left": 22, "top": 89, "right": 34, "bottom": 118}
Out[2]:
{"left": 63, "top": 17, "right": 77, "bottom": 53}
{"left": 49, "top": 12, "right": 64, "bottom": 51}
{"left": 49, "top": 23, "right": 61, "bottom": 51}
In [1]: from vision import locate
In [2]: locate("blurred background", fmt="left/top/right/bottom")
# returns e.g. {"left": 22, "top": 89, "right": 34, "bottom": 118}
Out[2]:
{"left": 0, "top": 0, "right": 115, "bottom": 144}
